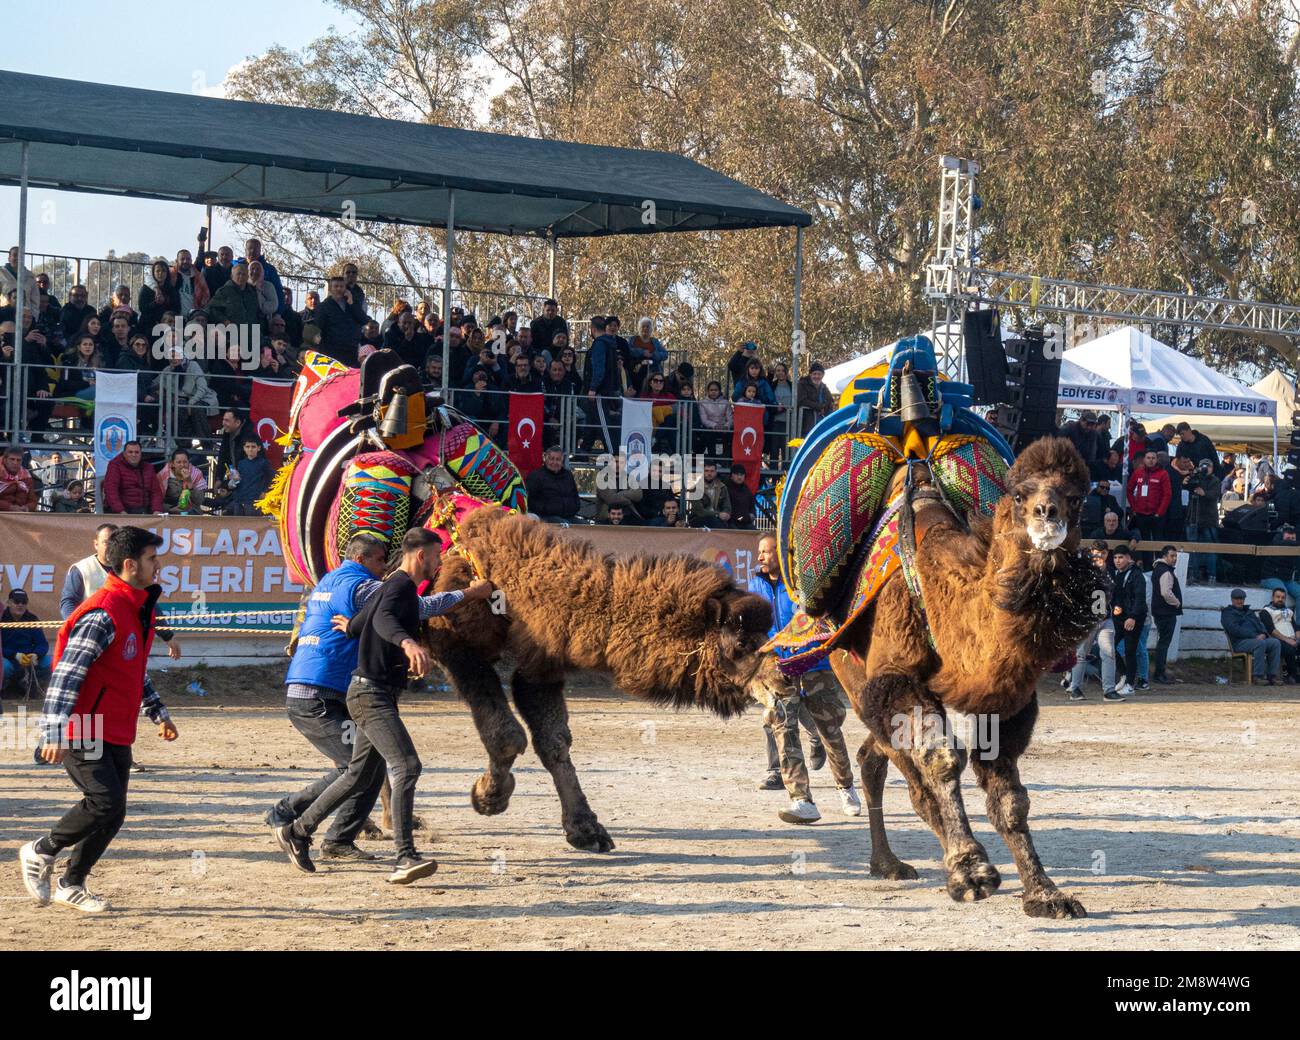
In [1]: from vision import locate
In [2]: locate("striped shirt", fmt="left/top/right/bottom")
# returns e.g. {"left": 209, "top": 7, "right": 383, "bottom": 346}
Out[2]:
{"left": 40, "top": 609, "right": 170, "bottom": 745}
{"left": 285, "top": 580, "right": 465, "bottom": 699}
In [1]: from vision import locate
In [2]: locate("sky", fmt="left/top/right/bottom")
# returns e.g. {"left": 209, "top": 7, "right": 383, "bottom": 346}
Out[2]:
{"left": 0, "top": 0, "right": 358, "bottom": 266}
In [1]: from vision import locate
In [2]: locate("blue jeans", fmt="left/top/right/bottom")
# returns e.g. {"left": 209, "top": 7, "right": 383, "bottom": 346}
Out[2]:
{"left": 2, "top": 652, "right": 52, "bottom": 691}
{"left": 1260, "top": 578, "right": 1300, "bottom": 604}
{"left": 1070, "top": 627, "right": 1117, "bottom": 694}
{"left": 1185, "top": 523, "right": 1218, "bottom": 582}
{"left": 1116, "top": 621, "right": 1150, "bottom": 683}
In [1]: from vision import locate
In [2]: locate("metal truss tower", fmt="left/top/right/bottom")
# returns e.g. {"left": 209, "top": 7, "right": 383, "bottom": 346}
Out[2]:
{"left": 923, "top": 155, "right": 1300, "bottom": 377}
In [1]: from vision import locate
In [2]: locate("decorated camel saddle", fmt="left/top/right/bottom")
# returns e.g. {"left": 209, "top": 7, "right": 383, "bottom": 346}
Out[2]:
{"left": 767, "top": 336, "right": 1015, "bottom": 675}
{"left": 257, "top": 348, "right": 527, "bottom": 588}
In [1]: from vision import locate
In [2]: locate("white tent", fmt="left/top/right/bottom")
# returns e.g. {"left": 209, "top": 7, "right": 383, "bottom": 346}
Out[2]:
{"left": 1057, "top": 326, "right": 1276, "bottom": 423}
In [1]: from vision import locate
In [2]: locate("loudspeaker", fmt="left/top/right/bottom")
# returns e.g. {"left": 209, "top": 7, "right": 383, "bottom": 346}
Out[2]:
{"left": 1007, "top": 327, "right": 1062, "bottom": 453}
{"left": 962, "top": 308, "right": 1008, "bottom": 406}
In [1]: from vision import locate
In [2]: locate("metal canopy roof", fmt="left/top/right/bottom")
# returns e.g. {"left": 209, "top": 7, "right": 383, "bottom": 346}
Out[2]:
{"left": 0, "top": 70, "right": 810, "bottom": 238}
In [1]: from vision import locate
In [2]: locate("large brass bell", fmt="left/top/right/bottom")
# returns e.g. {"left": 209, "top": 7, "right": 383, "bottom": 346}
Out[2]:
{"left": 378, "top": 388, "right": 409, "bottom": 440}
{"left": 897, "top": 361, "right": 932, "bottom": 423}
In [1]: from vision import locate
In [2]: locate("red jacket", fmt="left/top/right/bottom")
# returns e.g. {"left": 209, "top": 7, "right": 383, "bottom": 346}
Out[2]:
{"left": 54, "top": 573, "right": 158, "bottom": 746}
{"left": 104, "top": 454, "right": 162, "bottom": 513}
{"left": 1128, "top": 465, "right": 1171, "bottom": 517}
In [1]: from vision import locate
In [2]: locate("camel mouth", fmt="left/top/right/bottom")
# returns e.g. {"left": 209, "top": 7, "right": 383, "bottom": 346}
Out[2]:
{"left": 1025, "top": 520, "right": 1068, "bottom": 552}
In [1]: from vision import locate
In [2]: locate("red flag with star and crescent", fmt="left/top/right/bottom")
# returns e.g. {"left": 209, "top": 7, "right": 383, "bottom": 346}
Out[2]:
{"left": 732, "top": 402, "right": 765, "bottom": 493}
{"left": 249, "top": 378, "right": 293, "bottom": 470}
{"left": 508, "top": 392, "right": 545, "bottom": 478}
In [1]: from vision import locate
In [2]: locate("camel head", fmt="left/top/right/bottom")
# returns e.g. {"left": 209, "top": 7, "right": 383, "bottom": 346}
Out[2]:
{"left": 1001, "top": 435, "right": 1089, "bottom": 555}
{"left": 608, "top": 555, "right": 773, "bottom": 718}
{"left": 988, "top": 435, "right": 1098, "bottom": 625}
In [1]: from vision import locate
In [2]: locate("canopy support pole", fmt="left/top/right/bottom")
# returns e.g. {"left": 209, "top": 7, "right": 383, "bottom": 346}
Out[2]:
{"left": 548, "top": 232, "right": 557, "bottom": 301}
{"left": 791, "top": 225, "right": 804, "bottom": 385}
{"left": 441, "top": 191, "right": 456, "bottom": 395}
{"left": 11, "top": 142, "right": 29, "bottom": 444}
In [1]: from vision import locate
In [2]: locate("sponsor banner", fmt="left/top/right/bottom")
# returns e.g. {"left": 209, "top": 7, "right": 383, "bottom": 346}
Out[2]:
{"left": 92, "top": 372, "right": 138, "bottom": 475}
{"left": 0, "top": 514, "right": 769, "bottom": 635}
{"left": 0, "top": 514, "right": 304, "bottom": 636}
{"left": 1058, "top": 384, "right": 1126, "bottom": 407}
{"left": 1130, "top": 389, "right": 1277, "bottom": 418}
{"left": 619, "top": 399, "right": 654, "bottom": 486}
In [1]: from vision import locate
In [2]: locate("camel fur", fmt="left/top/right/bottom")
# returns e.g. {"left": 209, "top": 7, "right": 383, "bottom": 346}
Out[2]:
{"left": 829, "top": 435, "right": 1103, "bottom": 918}
{"left": 416, "top": 507, "right": 773, "bottom": 852}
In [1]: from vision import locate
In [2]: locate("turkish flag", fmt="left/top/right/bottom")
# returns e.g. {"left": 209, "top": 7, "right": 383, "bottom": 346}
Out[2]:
{"left": 508, "top": 392, "right": 545, "bottom": 477}
{"left": 732, "top": 402, "right": 765, "bottom": 493}
{"left": 250, "top": 378, "right": 293, "bottom": 470}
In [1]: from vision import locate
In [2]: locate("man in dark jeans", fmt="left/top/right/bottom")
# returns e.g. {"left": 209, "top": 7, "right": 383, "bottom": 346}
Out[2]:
{"left": 19, "top": 527, "right": 178, "bottom": 913}
{"left": 267, "top": 532, "right": 483, "bottom": 858}
{"left": 1109, "top": 545, "right": 1146, "bottom": 701}
{"left": 276, "top": 528, "right": 493, "bottom": 883}
{"left": 1150, "top": 545, "right": 1183, "bottom": 684}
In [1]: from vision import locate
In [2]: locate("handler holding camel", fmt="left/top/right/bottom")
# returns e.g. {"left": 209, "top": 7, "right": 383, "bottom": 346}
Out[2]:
{"left": 274, "top": 527, "right": 492, "bottom": 883}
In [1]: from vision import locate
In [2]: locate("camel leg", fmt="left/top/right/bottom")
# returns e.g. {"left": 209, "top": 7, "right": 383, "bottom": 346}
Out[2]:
{"left": 511, "top": 669, "right": 614, "bottom": 853}
{"left": 856, "top": 734, "right": 918, "bottom": 880}
{"left": 438, "top": 647, "right": 528, "bottom": 816}
{"left": 970, "top": 696, "right": 1086, "bottom": 919}
{"left": 859, "top": 671, "right": 1000, "bottom": 903}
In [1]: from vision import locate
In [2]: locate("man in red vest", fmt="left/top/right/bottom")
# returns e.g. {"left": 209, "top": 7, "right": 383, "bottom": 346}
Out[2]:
{"left": 18, "top": 526, "right": 179, "bottom": 914}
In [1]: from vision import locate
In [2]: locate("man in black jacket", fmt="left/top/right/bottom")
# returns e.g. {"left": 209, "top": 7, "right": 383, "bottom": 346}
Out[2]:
{"left": 1110, "top": 545, "right": 1146, "bottom": 699}
{"left": 1258, "top": 585, "right": 1300, "bottom": 682}
{"left": 276, "top": 527, "right": 493, "bottom": 882}
{"left": 1174, "top": 423, "right": 1218, "bottom": 470}
{"left": 1082, "top": 480, "right": 1121, "bottom": 533}
{"left": 314, "top": 275, "right": 368, "bottom": 367}
{"left": 525, "top": 446, "right": 582, "bottom": 522}
{"left": 1150, "top": 545, "right": 1183, "bottom": 684}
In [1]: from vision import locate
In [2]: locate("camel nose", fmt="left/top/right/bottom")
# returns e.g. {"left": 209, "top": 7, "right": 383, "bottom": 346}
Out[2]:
{"left": 1035, "top": 500, "right": 1059, "bottom": 521}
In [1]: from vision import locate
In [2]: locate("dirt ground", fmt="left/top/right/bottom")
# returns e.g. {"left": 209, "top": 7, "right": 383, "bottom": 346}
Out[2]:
{"left": 1, "top": 663, "right": 1297, "bottom": 951}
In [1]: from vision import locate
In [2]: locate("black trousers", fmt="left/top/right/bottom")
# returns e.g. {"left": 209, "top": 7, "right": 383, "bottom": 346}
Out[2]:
{"left": 1115, "top": 617, "right": 1141, "bottom": 683}
{"left": 293, "top": 679, "right": 422, "bottom": 859}
{"left": 271, "top": 695, "right": 383, "bottom": 845}
{"left": 48, "top": 743, "right": 132, "bottom": 886}
{"left": 1153, "top": 614, "right": 1179, "bottom": 679}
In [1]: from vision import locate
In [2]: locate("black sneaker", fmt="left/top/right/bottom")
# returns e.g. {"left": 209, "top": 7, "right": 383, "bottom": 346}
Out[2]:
{"left": 274, "top": 824, "right": 316, "bottom": 873}
{"left": 321, "top": 842, "right": 376, "bottom": 862}
{"left": 387, "top": 854, "right": 438, "bottom": 885}
{"left": 1103, "top": 691, "right": 1126, "bottom": 702}
{"left": 808, "top": 743, "right": 827, "bottom": 771}
{"left": 754, "top": 772, "right": 784, "bottom": 791}
{"left": 1067, "top": 688, "right": 1085, "bottom": 701}
{"left": 1136, "top": 680, "right": 1150, "bottom": 691}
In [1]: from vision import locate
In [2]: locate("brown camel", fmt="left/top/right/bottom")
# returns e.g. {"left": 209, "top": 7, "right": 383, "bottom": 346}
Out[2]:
{"left": 412, "top": 507, "right": 773, "bottom": 852}
{"left": 827, "top": 436, "right": 1103, "bottom": 918}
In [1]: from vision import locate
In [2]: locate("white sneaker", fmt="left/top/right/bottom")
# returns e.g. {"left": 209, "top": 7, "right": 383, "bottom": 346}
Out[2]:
{"left": 1115, "top": 680, "right": 1134, "bottom": 697}
{"left": 838, "top": 786, "right": 863, "bottom": 816}
{"left": 51, "top": 880, "right": 109, "bottom": 914}
{"left": 778, "top": 798, "right": 821, "bottom": 824}
{"left": 18, "top": 841, "right": 56, "bottom": 905}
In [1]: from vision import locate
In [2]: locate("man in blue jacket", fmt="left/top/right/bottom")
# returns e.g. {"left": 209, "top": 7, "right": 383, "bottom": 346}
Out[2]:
{"left": 266, "top": 531, "right": 487, "bottom": 860}
{"left": 1221, "top": 588, "right": 1282, "bottom": 684}
{"left": 747, "top": 534, "right": 860, "bottom": 824}
{"left": 1, "top": 589, "right": 50, "bottom": 694}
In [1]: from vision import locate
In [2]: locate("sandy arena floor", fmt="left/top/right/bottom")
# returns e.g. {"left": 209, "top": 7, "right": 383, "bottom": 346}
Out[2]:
{"left": 1, "top": 667, "right": 1296, "bottom": 950}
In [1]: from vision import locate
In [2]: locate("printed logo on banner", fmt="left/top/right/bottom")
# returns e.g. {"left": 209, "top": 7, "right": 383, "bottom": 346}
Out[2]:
{"left": 1135, "top": 390, "right": 1147, "bottom": 406}
{"left": 714, "top": 551, "right": 733, "bottom": 574}
{"left": 626, "top": 430, "right": 648, "bottom": 483}
{"left": 96, "top": 415, "right": 131, "bottom": 461}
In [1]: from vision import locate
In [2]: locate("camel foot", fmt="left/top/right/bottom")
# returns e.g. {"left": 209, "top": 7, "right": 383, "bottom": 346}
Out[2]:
{"left": 945, "top": 856, "right": 1001, "bottom": 903}
{"left": 1023, "top": 889, "right": 1087, "bottom": 919}
{"left": 359, "top": 818, "right": 384, "bottom": 841}
{"left": 870, "top": 856, "right": 919, "bottom": 881}
{"left": 565, "top": 817, "right": 615, "bottom": 853}
{"left": 470, "top": 772, "right": 516, "bottom": 816}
